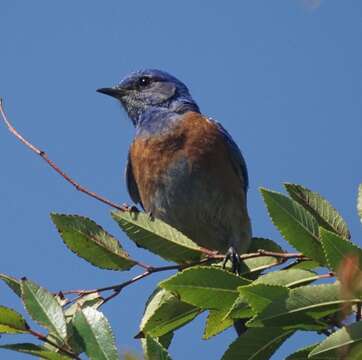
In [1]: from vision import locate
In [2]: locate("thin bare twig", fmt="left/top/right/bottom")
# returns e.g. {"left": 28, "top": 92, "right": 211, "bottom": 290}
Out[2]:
{"left": 0, "top": 99, "right": 127, "bottom": 212}
{"left": 61, "top": 258, "right": 212, "bottom": 297}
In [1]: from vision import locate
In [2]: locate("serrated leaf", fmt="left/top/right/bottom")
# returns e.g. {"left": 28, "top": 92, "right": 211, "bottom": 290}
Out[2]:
{"left": 0, "top": 306, "right": 29, "bottom": 334}
{"left": 285, "top": 183, "right": 350, "bottom": 239}
{"left": 142, "top": 335, "right": 172, "bottom": 360}
{"left": 203, "top": 309, "right": 235, "bottom": 339}
{"left": 310, "top": 321, "right": 362, "bottom": 359}
{"left": 0, "top": 273, "right": 21, "bottom": 297}
{"left": 248, "top": 283, "right": 356, "bottom": 330}
{"left": 239, "top": 284, "right": 289, "bottom": 314}
{"left": 224, "top": 296, "right": 253, "bottom": 320}
{"left": 228, "top": 270, "right": 318, "bottom": 321}
{"left": 63, "top": 293, "right": 104, "bottom": 355}
{"left": 221, "top": 327, "right": 293, "bottom": 360}
{"left": 160, "top": 267, "right": 250, "bottom": 310}
{"left": 73, "top": 307, "right": 119, "bottom": 360}
{"left": 320, "top": 227, "right": 362, "bottom": 273}
{"left": 0, "top": 343, "right": 71, "bottom": 359}
{"left": 42, "top": 293, "right": 104, "bottom": 356}
{"left": 254, "top": 269, "right": 318, "bottom": 288}
{"left": 112, "top": 211, "right": 204, "bottom": 263}
{"left": 261, "top": 188, "right": 325, "bottom": 265}
{"left": 357, "top": 184, "right": 362, "bottom": 223}
{"left": 51, "top": 213, "right": 135, "bottom": 271}
{"left": 139, "top": 288, "right": 201, "bottom": 338}
{"left": 21, "top": 279, "right": 67, "bottom": 340}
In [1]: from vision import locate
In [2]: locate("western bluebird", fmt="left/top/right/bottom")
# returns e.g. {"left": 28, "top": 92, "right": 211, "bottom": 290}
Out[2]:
{"left": 97, "top": 69, "right": 252, "bottom": 273}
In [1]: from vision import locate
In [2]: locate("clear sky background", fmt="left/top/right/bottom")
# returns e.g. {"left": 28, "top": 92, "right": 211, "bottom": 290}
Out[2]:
{"left": 1, "top": 1, "right": 362, "bottom": 359}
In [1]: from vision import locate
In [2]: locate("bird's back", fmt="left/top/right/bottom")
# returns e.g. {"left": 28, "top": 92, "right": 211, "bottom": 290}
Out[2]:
{"left": 128, "top": 111, "right": 251, "bottom": 254}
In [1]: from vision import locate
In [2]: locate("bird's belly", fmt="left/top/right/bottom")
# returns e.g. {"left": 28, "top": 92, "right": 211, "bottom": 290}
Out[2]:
{"left": 147, "top": 157, "right": 250, "bottom": 253}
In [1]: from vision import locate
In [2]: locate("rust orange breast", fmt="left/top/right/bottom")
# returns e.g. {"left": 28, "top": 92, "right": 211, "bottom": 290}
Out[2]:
{"left": 129, "top": 111, "right": 244, "bottom": 210}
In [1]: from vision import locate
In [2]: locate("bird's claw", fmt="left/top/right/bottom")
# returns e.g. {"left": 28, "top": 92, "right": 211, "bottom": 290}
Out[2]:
{"left": 128, "top": 205, "right": 140, "bottom": 219}
{"left": 129, "top": 205, "right": 140, "bottom": 213}
{"left": 222, "top": 246, "right": 241, "bottom": 275}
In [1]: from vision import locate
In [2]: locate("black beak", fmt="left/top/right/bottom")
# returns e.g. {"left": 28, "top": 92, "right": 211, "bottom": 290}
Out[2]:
{"left": 96, "top": 87, "right": 124, "bottom": 98}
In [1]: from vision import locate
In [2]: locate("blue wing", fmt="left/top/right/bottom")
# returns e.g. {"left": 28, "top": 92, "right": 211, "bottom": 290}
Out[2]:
{"left": 213, "top": 121, "right": 249, "bottom": 193}
{"left": 125, "top": 152, "right": 144, "bottom": 209}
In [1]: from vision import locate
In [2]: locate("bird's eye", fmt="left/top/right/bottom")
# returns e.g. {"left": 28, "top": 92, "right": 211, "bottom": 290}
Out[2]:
{"left": 138, "top": 76, "right": 151, "bottom": 88}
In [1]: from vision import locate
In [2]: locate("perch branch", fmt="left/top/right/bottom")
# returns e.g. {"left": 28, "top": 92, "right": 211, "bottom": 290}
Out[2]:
{"left": 60, "top": 250, "right": 308, "bottom": 305}
{"left": 0, "top": 99, "right": 127, "bottom": 212}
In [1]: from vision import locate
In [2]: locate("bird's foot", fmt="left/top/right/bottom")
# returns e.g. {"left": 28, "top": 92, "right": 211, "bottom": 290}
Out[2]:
{"left": 127, "top": 205, "right": 140, "bottom": 219}
{"left": 147, "top": 211, "right": 155, "bottom": 221}
{"left": 129, "top": 205, "right": 140, "bottom": 213}
{"left": 222, "top": 246, "right": 241, "bottom": 275}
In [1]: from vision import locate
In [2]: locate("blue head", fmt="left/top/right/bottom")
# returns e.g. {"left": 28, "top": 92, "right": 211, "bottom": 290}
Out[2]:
{"left": 97, "top": 69, "right": 200, "bottom": 126}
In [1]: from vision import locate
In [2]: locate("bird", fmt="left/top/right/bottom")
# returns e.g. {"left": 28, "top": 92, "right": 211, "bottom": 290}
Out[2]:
{"left": 97, "top": 69, "right": 252, "bottom": 273}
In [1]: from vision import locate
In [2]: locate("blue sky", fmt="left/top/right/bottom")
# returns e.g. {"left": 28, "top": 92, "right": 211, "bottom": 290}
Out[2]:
{"left": 1, "top": 1, "right": 362, "bottom": 359}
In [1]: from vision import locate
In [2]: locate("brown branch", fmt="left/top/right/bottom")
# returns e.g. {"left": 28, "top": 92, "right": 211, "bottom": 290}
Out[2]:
{"left": 61, "top": 258, "right": 212, "bottom": 298}
{"left": 0, "top": 98, "right": 127, "bottom": 212}
{"left": 239, "top": 249, "right": 307, "bottom": 261}
{"left": 29, "top": 329, "right": 80, "bottom": 359}
{"left": 60, "top": 250, "right": 307, "bottom": 305}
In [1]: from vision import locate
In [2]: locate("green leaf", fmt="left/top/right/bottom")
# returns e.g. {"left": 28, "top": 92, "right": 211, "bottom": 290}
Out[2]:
{"left": 142, "top": 335, "right": 172, "bottom": 360}
{"left": 285, "top": 344, "right": 330, "bottom": 360}
{"left": 0, "top": 273, "right": 21, "bottom": 297}
{"left": 230, "top": 270, "right": 318, "bottom": 321}
{"left": 260, "top": 188, "right": 325, "bottom": 265}
{"left": 0, "top": 343, "right": 71, "bottom": 359}
{"left": 254, "top": 269, "right": 318, "bottom": 288}
{"left": 224, "top": 296, "right": 253, "bottom": 320}
{"left": 320, "top": 227, "right": 362, "bottom": 273}
{"left": 160, "top": 267, "right": 250, "bottom": 310}
{"left": 285, "top": 260, "right": 320, "bottom": 271}
{"left": 138, "top": 288, "right": 201, "bottom": 338}
{"left": 221, "top": 327, "right": 293, "bottom": 360}
{"left": 285, "top": 183, "right": 350, "bottom": 239}
{"left": 203, "top": 309, "right": 235, "bottom": 339}
{"left": 158, "top": 332, "right": 174, "bottom": 349}
{"left": 112, "top": 211, "right": 204, "bottom": 263}
{"left": 64, "top": 292, "right": 104, "bottom": 320}
{"left": 357, "top": 184, "right": 362, "bottom": 223}
{"left": 0, "top": 306, "right": 29, "bottom": 334}
{"left": 63, "top": 293, "right": 104, "bottom": 355}
{"left": 310, "top": 321, "right": 362, "bottom": 359}
{"left": 239, "top": 284, "right": 289, "bottom": 314}
{"left": 51, "top": 213, "right": 135, "bottom": 271}
{"left": 249, "top": 237, "right": 284, "bottom": 253}
{"left": 73, "top": 307, "right": 119, "bottom": 360}
{"left": 21, "top": 279, "right": 67, "bottom": 340}
{"left": 248, "top": 283, "right": 356, "bottom": 330}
